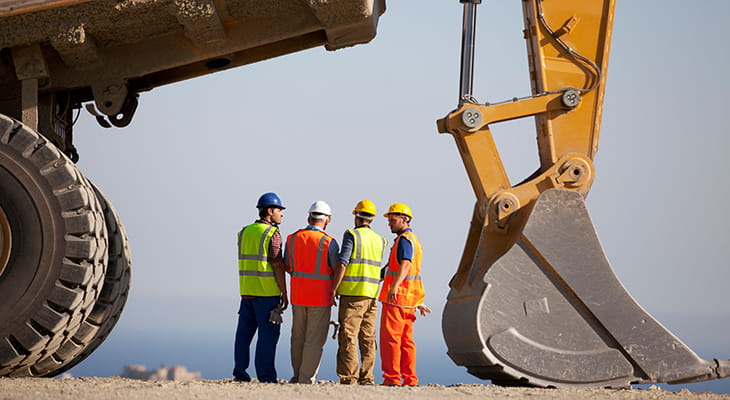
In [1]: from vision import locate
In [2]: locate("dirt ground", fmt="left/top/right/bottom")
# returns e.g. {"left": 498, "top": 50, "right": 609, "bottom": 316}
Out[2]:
{"left": 0, "top": 378, "right": 728, "bottom": 400}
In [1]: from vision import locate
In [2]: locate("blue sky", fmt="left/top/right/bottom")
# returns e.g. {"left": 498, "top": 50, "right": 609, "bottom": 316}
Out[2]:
{"left": 67, "top": 0, "right": 729, "bottom": 393}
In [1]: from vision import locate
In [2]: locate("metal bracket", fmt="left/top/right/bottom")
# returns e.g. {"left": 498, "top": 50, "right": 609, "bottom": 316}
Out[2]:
{"left": 12, "top": 44, "right": 49, "bottom": 81}
{"left": 491, "top": 192, "right": 520, "bottom": 231}
{"left": 557, "top": 158, "right": 591, "bottom": 188}
{"left": 555, "top": 16, "right": 579, "bottom": 37}
{"left": 86, "top": 91, "right": 139, "bottom": 129}
{"left": 92, "top": 81, "right": 129, "bottom": 116}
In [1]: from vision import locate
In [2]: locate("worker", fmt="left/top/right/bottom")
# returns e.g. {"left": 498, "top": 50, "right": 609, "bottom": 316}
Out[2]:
{"left": 378, "top": 203, "right": 431, "bottom": 386}
{"left": 331, "top": 200, "right": 388, "bottom": 385}
{"left": 284, "top": 200, "right": 340, "bottom": 384}
{"left": 233, "top": 192, "right": 289, "bottom": 383}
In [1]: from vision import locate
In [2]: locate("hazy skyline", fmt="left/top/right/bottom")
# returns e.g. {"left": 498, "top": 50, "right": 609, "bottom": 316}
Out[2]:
{"left": 66, "top": 0, "right": 728, "bottom": 393}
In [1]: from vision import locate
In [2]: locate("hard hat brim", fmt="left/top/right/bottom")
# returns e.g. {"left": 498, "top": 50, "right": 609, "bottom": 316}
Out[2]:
{"left": 354, "top": 211, "right": 375, "bottom": 220}
{"left": 384, "top": 212, "right": 412, "bottom": 218}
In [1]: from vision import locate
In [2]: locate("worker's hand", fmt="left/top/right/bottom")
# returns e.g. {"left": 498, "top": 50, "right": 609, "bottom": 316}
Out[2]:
{"left": 328, "top": 320, "right": 340, "bottom": 340}
{"left": 268, "top": 306, "right": 283, "bottom": 325}
{"left": 331, "top": 290, "right": 339, "bottom": 306}
{"left": 416, "top": 304, "right": 432, "bottom": 317}
{"left": 280, "top": 293, "right": 289, "bottom": 311}
{"left": 387, "top": 288, "right": 398, "bottom": 304}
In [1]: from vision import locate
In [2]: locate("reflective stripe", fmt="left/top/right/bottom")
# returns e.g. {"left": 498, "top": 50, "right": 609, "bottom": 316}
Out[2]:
{"left": 238, "top": 254, "right": 270, "bottom": 261}
{"left": 314, "top": 234, "right": 327, "bottom": 277}
{"left": 258, "top": 225, "right": 274, "bottom": 256}
{"left": 291, "top": 271, "right": 332, "bottom": 280}
{"left": 385, "top": 268, "right": 421, "bottom": 281}
{"left": 349, "top": 257, "right": 382, "bottom": 266}
{"left": 239, "top": 270, "right": 275, "bottom": 277}
{"left": 342, "top": 275, "right": 380, "bottom": 284}
{"left": 354, "top": 229, "right": 363, "bottom": 259}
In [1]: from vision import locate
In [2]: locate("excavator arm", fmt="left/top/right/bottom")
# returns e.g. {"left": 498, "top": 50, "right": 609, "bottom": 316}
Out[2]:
{"left": 438, "top": 0, "right": 729, "bottom": 387}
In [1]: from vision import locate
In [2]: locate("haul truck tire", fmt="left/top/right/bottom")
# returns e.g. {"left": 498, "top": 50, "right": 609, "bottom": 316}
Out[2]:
{"left": 0, "top": 115, "right": 107, "bottom": 377}
{"left": 45, "top": 183, "right": 132, "bottom": 376}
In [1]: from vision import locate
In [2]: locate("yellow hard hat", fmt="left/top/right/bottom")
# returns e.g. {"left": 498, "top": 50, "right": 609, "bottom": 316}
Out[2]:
{"left": 384, "top": 203, "right": 413, "bottom": 219}
{"left": 352, "top": 200, "right": 377, "bottom": 218}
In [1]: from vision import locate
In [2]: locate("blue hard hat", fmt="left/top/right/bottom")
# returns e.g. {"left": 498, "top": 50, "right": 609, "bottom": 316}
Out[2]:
{"left": 256, "top": 192, "right": 285, "bottom": 209}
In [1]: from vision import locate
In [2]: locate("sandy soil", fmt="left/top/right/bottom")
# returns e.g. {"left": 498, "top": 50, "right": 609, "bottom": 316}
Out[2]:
{"left": 0, "top": 378, "right": 728, "bottom": 400}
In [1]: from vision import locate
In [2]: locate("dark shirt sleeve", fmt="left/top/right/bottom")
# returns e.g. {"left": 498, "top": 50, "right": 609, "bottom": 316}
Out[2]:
{"left": 396, "top": 235, "right": 413, "bottom": 263}
{"left": 338, "top": 231, "right": 355, "bottom": 266}
{"left": 327, "top": 238, "right": 340, "bottom": 269}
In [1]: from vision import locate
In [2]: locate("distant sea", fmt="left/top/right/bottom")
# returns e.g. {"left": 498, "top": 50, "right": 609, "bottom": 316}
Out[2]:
{"left": 68, "top": 330, "right": 730, "bottom": 394}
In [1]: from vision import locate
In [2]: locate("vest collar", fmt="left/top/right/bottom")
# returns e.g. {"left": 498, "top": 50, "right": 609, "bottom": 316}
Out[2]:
{"left": 256, "top": 219, "right": 278, "bottom": 227}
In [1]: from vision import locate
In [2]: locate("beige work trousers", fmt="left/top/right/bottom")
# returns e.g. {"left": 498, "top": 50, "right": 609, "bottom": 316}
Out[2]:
{"left": 336, "top": 296, "right": 378, "bottom": 384}
{"left": 290, "top": 305, "right": 331, "bottom": 384}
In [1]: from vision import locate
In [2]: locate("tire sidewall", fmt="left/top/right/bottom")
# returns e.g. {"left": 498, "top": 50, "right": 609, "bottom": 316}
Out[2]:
{"left": 0, "top": 139, "right": 65, "bottom": 337}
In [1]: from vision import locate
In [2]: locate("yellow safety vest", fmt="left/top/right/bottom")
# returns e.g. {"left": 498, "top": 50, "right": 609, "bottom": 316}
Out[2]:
{"left": 238, "top": 221, "right": 281, "bottom": 296}
{"left": 338, "top": 227, "right": 387, "bottom": 298}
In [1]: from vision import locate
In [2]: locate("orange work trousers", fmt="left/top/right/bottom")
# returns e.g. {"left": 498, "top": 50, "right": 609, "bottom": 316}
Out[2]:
{"left": 379, "top": 303, "right": 417, "bottom": 386}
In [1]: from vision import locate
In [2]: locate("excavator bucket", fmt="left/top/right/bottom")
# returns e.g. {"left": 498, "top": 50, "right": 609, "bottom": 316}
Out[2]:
{"left": 443, "top": 189, "right": 730, "bottom": 387}
{"left": 439, "top": 0, "right": 729, "bottom": 388}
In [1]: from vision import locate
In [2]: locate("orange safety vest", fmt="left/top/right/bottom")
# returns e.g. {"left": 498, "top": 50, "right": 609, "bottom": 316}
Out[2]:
{"left": 286, "top": 228, "right": 334, "bottom": 307}
{"left": 378, "top": 229, "right": 424, "bottom": 308}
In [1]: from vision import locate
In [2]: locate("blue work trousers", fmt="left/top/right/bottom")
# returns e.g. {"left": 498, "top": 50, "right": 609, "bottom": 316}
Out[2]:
{"left": 233, "top": 296, "right": 281, "bottom": 383}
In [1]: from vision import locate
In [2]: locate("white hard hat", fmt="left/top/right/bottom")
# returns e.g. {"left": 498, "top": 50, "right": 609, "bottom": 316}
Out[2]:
{"left": 308, "top": 200, "right": 332, "bottom": 220}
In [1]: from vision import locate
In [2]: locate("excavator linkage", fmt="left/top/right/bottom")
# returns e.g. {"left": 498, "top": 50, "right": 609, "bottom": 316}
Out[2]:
{"left": 439, "top": 0, "right": 729, "bottom": 388}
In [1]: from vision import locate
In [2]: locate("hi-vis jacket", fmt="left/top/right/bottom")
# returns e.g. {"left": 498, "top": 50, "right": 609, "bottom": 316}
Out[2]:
{"left": 338, "top": 227, "right": 387, "bottom": 298}
{"left": 286, "top": 228, "right": 335, "bottom": 307}
{"left": 378, "top": 229, "right": 424, "bottom": 308}
{"left": 238, "top": 221, "right": 282, "bottom": 297}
